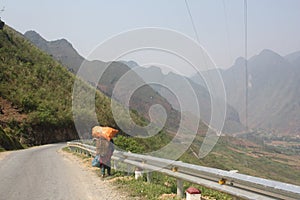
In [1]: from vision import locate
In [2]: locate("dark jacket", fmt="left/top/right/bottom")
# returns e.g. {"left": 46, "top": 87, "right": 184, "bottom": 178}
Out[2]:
{"left": 99, "top": 139, "right": 114, "bottom": 166}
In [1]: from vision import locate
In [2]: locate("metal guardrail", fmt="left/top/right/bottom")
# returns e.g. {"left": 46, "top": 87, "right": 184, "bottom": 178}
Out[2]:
{"left": 67, "top": 141, "right": 300, "bottom": 200}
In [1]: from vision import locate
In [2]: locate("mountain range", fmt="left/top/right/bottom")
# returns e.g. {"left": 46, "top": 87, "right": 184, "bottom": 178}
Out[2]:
{"left": 25, "top": 31, "right": 189, "bottom": 136}
{"left": 24, "top": 30, "right": 300, "bottom": 136}
{"left": 24, "top": 30, "right": 245, "bottom": 135}
{"left": 191, "top": 50, "right": 300, "bottom": 136}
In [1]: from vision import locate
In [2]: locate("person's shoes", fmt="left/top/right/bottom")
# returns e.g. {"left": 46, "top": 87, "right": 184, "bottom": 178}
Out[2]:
{"left": 101, "top": 174, "right": 105, "bottom": 178}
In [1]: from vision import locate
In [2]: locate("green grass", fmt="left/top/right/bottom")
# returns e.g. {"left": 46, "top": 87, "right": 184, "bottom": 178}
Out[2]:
{"left": 62, "top": 146, "right": 72, "bottom": 153}
{"left": 114, "top": 172, "right": 232, "bottom": 200}
{"left": 180, "top": 135, "right": 300, "bottom": 185}
{"left": 115, "top": 176, "right": 173, "bottom": 200}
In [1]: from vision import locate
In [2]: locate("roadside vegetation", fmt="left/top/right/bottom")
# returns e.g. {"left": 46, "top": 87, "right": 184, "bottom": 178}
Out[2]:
{"left": 114, "top": 172, "right": 232, "bottom": 200}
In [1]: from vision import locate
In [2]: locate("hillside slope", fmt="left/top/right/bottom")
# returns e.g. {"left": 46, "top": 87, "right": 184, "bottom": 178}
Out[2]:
{"left": 0, "top": 25, "right": 119, "bottom": 148}
{"left": 0, "top": 25, "right": 175, "bottom": 153}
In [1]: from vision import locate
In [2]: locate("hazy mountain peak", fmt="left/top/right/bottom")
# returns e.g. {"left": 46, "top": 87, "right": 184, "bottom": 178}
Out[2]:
{"left": 24, "top": 30, "right": 85, "bottom": 72}
{"left": 234, "top": 57, "right": 246, "bottom": 66}
{"left": 147, "top": 65, "right": 163, "bottom": 74}
{"left": 248, "top": 49, "right": 286, "bottom": 67}
{"left": 24, "top": 30, "right": 41, "bottom": 37}
{"left": 52, "top": 38, "right": 74, "bottom": 48}
{"left": 285, "top": 51, "right": 300, "bottom": 67}
{"left": 120, "top": 60, "right": 139, "bottom": 68}
{"left": 24, "top": 30, "right": 47, "bottom": 43}
{"left": 259, "top": 49, "right": 281, "bottom": 58}
{"left": 25, "top": 30, "right": 74, "bottom": 50}
{"left": 285, "top": 50, "right": 300, "bottom": 60}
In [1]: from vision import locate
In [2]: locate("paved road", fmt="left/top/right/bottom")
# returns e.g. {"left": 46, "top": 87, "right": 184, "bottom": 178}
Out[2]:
{"left": 0, "top": 144, "right": 129, "bottom": 200}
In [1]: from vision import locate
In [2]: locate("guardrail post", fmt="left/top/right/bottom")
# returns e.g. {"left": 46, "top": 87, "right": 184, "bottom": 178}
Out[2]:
{"left": 146, "top": 171, "right": 152, "bottom": 183}
{"left": 127, "top": 164, "right": 130, "bottom": 176}
{"left": 113, "top": 160, "right": 118, "bottom": 170}
{"left": 177, "top": 178, "right": 184, "bottom": 198}
{"left": 135, "top": 168, "right": 143, "bottom": 180}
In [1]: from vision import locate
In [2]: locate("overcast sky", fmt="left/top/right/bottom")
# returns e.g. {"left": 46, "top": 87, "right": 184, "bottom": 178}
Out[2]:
{"left": 1, "top": 0, "right": 300, "bottom": 69}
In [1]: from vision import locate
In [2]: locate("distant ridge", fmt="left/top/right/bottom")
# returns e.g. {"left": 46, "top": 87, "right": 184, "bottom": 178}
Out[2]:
{"left": 25, "top": 30, "right": 245, "bottom": 134}
{"left": 24, "top": 30, "right": 85, "bottom": 73}
{"left": 222, "top": 49, "right": 300, "bottom": 135}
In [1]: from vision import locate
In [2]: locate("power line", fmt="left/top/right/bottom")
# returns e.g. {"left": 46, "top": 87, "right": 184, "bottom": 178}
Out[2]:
{"left": 244, "top": 0, "right": 248, "bottom": 130}
{"left": 184, "top": 0, "right": 225, "bottom": 140}
{"left": 184, "top": 0, "right": 200, "bottom": 44}
{"left": 222, "top": 0, "right": 233, "bottom": 65}
{"left": 185, "top": 0, "right": 249, "bottom": 132}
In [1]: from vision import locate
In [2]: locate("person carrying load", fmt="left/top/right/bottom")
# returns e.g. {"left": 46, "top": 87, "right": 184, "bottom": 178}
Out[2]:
{"left": 92, "top": 126, "right": 118, "bottom": 178}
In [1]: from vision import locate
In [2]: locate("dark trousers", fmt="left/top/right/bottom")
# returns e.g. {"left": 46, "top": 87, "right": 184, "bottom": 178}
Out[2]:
{"left": 100, "top": 164, "right": 111, "bottom": 175}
